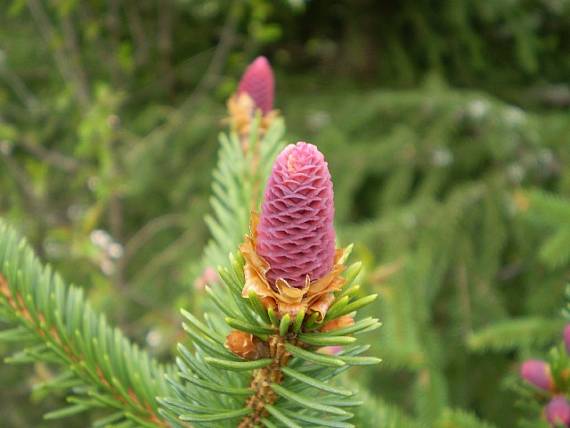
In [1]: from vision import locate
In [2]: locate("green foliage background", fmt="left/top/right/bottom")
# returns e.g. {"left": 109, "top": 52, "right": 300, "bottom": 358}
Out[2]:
{"left": 1, "top": 0, "right": 569, "bottom": 426}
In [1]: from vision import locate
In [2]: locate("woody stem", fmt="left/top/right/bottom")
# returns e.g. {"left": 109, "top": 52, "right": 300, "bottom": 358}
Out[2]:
{"left": 238, "top": 335, "right": 291, "bottom": 428}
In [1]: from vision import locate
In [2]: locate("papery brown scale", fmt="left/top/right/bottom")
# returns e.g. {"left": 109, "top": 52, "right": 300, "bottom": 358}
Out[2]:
{"left": 225, "top": 330, "right": 268, "bottom": 360}
{"left": 321, "top": 315, "right": 354, "bottom": 333}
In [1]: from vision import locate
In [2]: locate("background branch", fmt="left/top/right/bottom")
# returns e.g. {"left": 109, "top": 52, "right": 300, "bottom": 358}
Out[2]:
{"left": 17, "top": 137, "right": 82, "bottom": 173}
{"left": 26, "top": 0, "right": 90, "bottom": 108}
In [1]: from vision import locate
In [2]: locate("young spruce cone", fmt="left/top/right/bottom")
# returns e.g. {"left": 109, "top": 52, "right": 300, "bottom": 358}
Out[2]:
{"left": 520, "top": 359, "right": 554, "bottom": 391}
{"left": 256, "top": 142, "right": 336, "bottom": 288}
{"left": 241, "top": 142, "right": 344, "bottom": 319}
{"left": 237, "top": 56, "right": 274, "bottom": 115}
{"left": 228, "top": 56, "right": 278, "bottom": 146}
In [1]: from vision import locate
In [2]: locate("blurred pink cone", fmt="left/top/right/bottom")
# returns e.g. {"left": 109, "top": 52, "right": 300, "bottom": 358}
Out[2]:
{"left": 237, "top": 56, "right": 274, "bottom": 115}
{"left": 520, "top": 359, "right": 554, "bottom": 391}
{"left": 545, "top": 396, "right": 570, "bottom": 426}
{"left": 227, "top": 56, "right": 278, "bottom": 150}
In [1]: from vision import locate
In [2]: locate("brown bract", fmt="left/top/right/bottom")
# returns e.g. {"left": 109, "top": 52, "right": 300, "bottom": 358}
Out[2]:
{"left": 227, "top": 93, "right": 279, "bottom": 150}
{"left": 225, "top": 330, "right": 269, "bottom": 360}
{"left": 239, "top": 214, "right": 346, "bottom": 320}
{"left": 321, "top": 315, "right": 354, "bottom": 332}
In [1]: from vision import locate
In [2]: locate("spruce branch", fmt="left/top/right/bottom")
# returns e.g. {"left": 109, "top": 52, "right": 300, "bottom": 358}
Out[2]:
{"left": 516, "top": 190, "right": 570, "bottom": 269}
{"left": 201, "top": 117, "right": 285, "bottom": 271}
{"left": 198, "top": 54, "right": 283, "bottom": 277}
{"left": 0, "top": 220, "right": 176, "bottom": 427}
{"left": 164, "top": 58, "right": 381, "bottom": 427}
{"left": 468, "top": 318, "right": 566, "bottom": 353}
{"left": 351, "top": 383, "right": 424, "bottom": 428}
{"left": 435, "top": 409, "right": 498, "bottom": 428}
{"left": 162, "top": 249, "right": 380, "bottom": 427}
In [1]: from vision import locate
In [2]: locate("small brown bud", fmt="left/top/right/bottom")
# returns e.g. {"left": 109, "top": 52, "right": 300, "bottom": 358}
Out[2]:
{"left": 225, "top": 330, "right": 268, "bottom": 360}
{"left": 321, "top": 315, "right": 354, "bottom": 333}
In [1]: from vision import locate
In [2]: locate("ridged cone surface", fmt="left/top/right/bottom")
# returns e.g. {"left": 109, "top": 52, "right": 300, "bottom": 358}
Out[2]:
{"left": 256, "top": 142, "right": 335, "bottom": 288}
{"left": 237, "top": 56, "right": 274, "bottom": 114}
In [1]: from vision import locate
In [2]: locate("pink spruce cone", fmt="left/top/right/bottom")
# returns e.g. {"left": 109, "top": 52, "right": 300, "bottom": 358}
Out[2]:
{"left": 520, "top": 359, "right": 554, "bottom": 391}
{"left": 237, "top": 56, "right": 274, "bottom": 115}
{"left": 256, "top": 142, "right": 335, "bottom": 288}
{"left": 564, "top": 325, "right": 570, "bottom": 355}
{"left": 545, "top": 396, "right": 570, "bottom": 426}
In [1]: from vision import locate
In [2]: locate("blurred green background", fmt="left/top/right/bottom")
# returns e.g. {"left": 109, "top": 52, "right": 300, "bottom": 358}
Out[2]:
{"left": 1, "top": 0, "right": 570, "bottom": 426}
